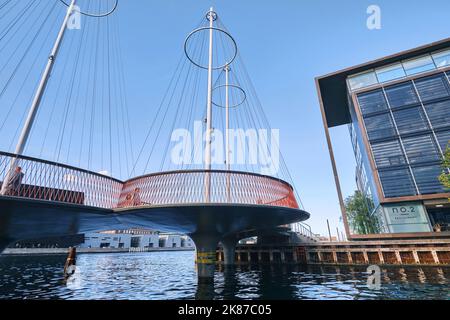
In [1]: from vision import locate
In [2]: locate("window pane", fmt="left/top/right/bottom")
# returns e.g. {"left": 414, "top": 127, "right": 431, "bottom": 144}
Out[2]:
{"left": 436, "top": 130, "right": 450, "bottom": 151}
{"left": 424, "top": 100, "right": 450, "bottom": 129}
{"left": 385, "top": 82, "right": 419, "bottom": 108}
{"left": 432, "top": 49, "right": 450, "bottom": 68}
{"left": 379, "top": 168, "right": 417, "bottom": 197}
{"left": 403, "top": 55, "right": 435, "bottom": 75}
{"left": 412, "top": 165, "right": 446, "bottom": 194}
{"left": 357, "top": 90, "right": 388, "bottom": 115}
{"left": 392, "top": 107, "right": 429, "bottom": 135}
{"left": 402, "top": 134, "right": 441, "bottom": 164}
{"left": 371, "top": 139, "right": 406, "bottom": 168}
{"left": 414, "top": 74, "right": 450, "bottom": 102}
{"left": 375, "top": 64, "right": 406, "bottom": 83}
{"left": 348, "top": 71, "right": 378, "bottom": 91}
{"left": 364, "top": 113, "right": 397, "bottom": 140}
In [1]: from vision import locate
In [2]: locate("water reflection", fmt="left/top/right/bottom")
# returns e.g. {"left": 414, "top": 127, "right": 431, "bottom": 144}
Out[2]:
{"left": 0, "top": 252, "right": 448, "bottom": 300}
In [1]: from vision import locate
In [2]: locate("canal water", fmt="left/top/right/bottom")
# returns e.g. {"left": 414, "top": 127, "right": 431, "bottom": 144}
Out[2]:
{"left": 0, "top": 251, "right": 448, "bottom": 300}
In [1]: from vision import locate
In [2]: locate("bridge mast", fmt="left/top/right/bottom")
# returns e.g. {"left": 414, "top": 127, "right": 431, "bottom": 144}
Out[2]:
{"left": 225, "top": 65, "right": 231, "bottom": 201}
{"left": 16, "top": 0, "right": 78, "bottom": 156}
{"left": 1, "top": 0, "right": 77, "bottom": 195}
{"left": 205, "top": 7, "right": 215, "bottom": 171}
{"left": 225, "top": 65, "right": 230, "bottom": 171}
{"left": 204, "top": 7, "right": 216, "bottom": 202}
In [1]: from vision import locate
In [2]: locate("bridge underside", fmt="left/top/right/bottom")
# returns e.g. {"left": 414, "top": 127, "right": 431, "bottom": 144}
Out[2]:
{"left": 0, "top": 196, "right": 309, "bottom": 252}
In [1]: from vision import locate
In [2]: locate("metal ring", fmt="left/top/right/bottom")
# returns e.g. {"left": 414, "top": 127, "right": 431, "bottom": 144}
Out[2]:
{"left": 206, "top": 11, "right": 217, "bottom": 21}
{"left": 184, "top": 27, "right": 238, "bottom": 70}
{"left": 212, "top": 84, "right": 247, "bottom": 108}
{"left": 58, "top": 0, "right": 118, "bottom": 18}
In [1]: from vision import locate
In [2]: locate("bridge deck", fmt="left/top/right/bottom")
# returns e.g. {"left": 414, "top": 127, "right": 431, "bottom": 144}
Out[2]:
{"left": 0, "top": 151, "right": 309, "bottom": 251}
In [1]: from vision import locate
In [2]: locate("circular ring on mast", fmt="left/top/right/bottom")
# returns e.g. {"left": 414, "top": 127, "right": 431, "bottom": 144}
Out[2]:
{"left": 184, "top": 27, "right": 238, "bottom": 70}
{"left": 212, "top": 84, "right": 247, "bottom": 108}
{"left": 58, "top": 0, "right": 119, "bottom": 18}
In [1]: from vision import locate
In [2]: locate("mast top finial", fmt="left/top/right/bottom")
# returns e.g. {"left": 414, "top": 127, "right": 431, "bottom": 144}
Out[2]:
{"left": 206, "top": 8, "right": 217, "bottom": 21}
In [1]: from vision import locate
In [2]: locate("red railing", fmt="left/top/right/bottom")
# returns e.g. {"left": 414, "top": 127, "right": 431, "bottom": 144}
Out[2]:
{"left": 0, "top": 152, "right": 299, "bottom": 210}
{"left": 118, "top": 170, "right": 299, "bottom": 209}
{"left": 0, "top": 152, "right": 122, "bottom": 209}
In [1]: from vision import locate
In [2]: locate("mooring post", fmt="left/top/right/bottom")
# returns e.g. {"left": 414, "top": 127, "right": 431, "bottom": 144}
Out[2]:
{"left": 64, "top": 247, "right": 77, "bottom": 279}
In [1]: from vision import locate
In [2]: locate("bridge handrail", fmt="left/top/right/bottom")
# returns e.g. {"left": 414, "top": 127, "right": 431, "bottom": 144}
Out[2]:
{"left": 0, "top": 152, "right": 123, "bottom": 208}
{"left": 0, "top": 151, "right": 123, "bottom": 183}
{"left": 291, "top": 222, "right": 318, "bottom": 240}
{"left": 124, "top": 169, "right": 296, "bottom": 191}
{"left": 119, "top": 170, "right": 299, "bottom": 209}
{"left": 0, "top": 152, "right": 300, "bottom": 211}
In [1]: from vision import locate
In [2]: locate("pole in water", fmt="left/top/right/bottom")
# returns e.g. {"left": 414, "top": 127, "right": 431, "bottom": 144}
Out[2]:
{"left": 1, "top": 0, "right": 77, "bottom": 195}
{"left": 64, "top": 247, "right": 77, "bottom": 279}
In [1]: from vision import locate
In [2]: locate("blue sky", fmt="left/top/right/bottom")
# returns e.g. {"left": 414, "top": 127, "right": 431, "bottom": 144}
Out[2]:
{"left": 2, "top": 0, "right": 450, "bottom": 236}
{"left": 115, "top": 0, "right": 450, "bottom": 236}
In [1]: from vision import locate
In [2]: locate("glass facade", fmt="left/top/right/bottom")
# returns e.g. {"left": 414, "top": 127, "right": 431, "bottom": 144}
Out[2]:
{"left": 355, "top": 71, "right": 449, "bottom": 199}
{"left": 344, "top": 61, "right": 450, "bottom": 235}
{"left": 347, "top": 48, "right": 450, "bottom": 91}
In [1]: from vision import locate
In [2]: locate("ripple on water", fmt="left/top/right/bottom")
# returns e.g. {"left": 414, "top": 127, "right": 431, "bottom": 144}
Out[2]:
{"left": 0, "top": 252, "right": 448, "bottom": 300}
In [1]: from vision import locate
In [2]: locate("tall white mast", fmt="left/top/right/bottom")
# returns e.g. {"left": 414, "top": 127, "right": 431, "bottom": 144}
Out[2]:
{"left": 225, "top": 65, "right": 230, "bottom": 171}
{"left": 1, "top": 0, "right": 77, "bottom": 194}
{"left": 225, "top": 65, "right": 231, "bottom": 201}
{"left": 16, "top": 0, "right": 77, "bottom": 157}
{"left": 205, "top": 7, "right": 214, "bottom": 170}
{"left": 204, "top": 7, "right": 215, "bottom": 202}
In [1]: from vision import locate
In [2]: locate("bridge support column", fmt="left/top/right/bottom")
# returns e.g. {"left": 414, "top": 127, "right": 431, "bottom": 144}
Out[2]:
{"left": 191, "top": 234, "right": 220, "bottom": 283}
{"left": 221, "top": 237, "right": 238, "bottom": 266}
{"left": 0, "top": 238, "right": 11, "bottom": 254}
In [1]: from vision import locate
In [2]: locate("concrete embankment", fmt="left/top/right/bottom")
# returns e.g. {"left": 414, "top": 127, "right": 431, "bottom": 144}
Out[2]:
{"left": 2, "top": 247, "right": 195, "bottom": 256}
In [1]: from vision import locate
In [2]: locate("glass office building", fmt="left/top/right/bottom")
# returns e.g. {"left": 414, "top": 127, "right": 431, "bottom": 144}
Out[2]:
{"left": 317, "top": 39, "right": 450, "bottom": 240}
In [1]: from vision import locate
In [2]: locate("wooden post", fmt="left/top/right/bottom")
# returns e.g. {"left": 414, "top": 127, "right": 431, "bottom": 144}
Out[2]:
{"left": 412, "top": 251, "right": 420, "bottom": 264}
{"left": 327, "top": 219, "right": 332, "bottom": 242}
{"left": 64, "top": 247, "right": 76, "bottom": 279}
{"left": 431, "top": 251, "right": 440, "bottom": 264}
{"left": 395, "top": 251, "right": 402, "bottom": 265}
{"left": 347, "top": 252, "right": 353, "bottom": 264}
{"left": 378, "top": 250, "right": 385, "bottom": 264}
{"left": 363, "top": 251, "right": 369, "bottom": 264}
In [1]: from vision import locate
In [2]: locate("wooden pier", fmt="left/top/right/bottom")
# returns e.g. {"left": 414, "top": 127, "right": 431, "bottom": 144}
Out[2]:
{"left": 217, "top": 239, "right": 450, "bottom": 266}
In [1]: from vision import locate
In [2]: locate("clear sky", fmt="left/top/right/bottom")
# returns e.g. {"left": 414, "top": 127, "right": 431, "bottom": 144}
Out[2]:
{"left": 2, "top": 0, "right": 450, "bottom": 236}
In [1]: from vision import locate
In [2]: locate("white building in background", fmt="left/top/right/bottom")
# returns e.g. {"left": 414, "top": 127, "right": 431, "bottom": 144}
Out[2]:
{"left": 82, "top": 233, "right": 131, "bottom": 249}
{"left": 80, "top": 229, "right": 194, "bottom": 250}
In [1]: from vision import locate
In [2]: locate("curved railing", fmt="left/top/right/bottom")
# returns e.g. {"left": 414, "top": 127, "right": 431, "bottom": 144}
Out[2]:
{"left": 0, "top": 152, "right": 122, "bottom": 209}
{"left": 0, "top": 152, "right": 299, "bottom": 210}
{"left": 118, "top": 170, "right": 299, "bottom": 209}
